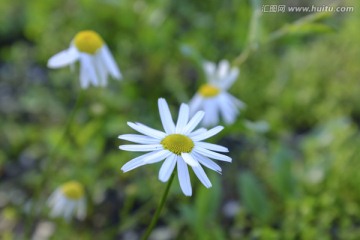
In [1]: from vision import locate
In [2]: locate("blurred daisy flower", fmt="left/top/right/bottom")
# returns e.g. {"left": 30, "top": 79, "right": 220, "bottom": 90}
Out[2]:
{"left": 189, "top": 60, "right": 245, "bottom": 127}
{"left": 47, "top": 181, "right": 86, "bottom": 221}
{"left": 47, "top": 30, "right": 122, "bottom": 88}
{"left": 119, "top": 98, "right": 232, "bottom": 196}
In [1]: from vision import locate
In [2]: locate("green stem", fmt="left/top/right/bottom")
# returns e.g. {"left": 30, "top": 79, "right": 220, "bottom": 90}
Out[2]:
{"left": 47, "top": 90, "right": 85, "bottom": 162}
{"left": 233, "top": 4, "right": 332, "bottom": 67}
{"left": 40, "top": 90, "right": 85, "bottom": 195}
{"left": 24, "top": 90, "right": 85, "bottom": 238}
{"left": 233, "top": 0, "right": 262, "bottom": 67}
{"left": 141, "top": 173, "right": 175, "bottom": 240}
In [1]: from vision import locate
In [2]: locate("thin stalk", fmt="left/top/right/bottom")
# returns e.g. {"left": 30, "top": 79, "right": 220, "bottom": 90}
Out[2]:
{"left": 233, "top": 3, "right": 332, "bottom": 67}
{"left": 141, "top": 173, "right": 175, "bottom": 240}
{"left": 40, "top": 90, "right": 85, "bottom": 198}
{"left": 233, "top": 0, "right": 262, "bottom": 67}
{"left": 24, "top": 90, "right": 85, "bottom": 238}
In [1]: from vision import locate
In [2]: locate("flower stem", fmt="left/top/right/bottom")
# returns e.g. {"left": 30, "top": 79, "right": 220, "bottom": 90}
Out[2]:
{"left": 233, "top": 4, "right": 331, "bottom": 67}
{"left": 233, "top": 0, "right": 262, "bottom": 67}
{"left": 40, "top": 90, "right": 85, "bottom": 196}
{"left": 24, "top": 90, "right": 85, "bottom": 237}
{"left": 141, "top": 173, "right": 175, "bottom": 240}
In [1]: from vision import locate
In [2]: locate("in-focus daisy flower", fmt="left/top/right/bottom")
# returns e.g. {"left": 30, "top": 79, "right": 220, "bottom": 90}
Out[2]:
{"left": 47, "top": 181, "right": 86, "bottom": 221}
{"left": 189, "top": 60, "right": 245, "bottom": 127}
{"left": 47, "top": 30, "right": 122, "bottom": 88}
{"left": 119, "top": 98, "right": 232, "bottom": 196}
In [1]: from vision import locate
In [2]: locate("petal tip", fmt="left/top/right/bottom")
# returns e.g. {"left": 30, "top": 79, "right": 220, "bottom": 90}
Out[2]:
{"left": 158, "top": 98, "right": 166, "bottom": 103}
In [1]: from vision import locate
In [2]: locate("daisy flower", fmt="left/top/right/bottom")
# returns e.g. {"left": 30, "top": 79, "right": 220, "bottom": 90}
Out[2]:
{"left": 119, "top": 98, "right": 232, "bottom": 196}
{"left": 47, "top": 30, "right": 122, "bottom": 88}
{"left": 47, "top": 181, "right": 86, "bottom": 221}
{"left": 189, "top": 60, "right": 245, "bottom": 127}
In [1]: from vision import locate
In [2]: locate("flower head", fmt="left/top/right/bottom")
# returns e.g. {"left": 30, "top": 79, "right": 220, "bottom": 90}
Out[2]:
{"left": 119, "top": 98, "right": 232, "bottom": 196}
{"left": 189, "top": 60, "right": 245, "bottom": 127}
{"left": 47, "top": 181, "right": 86, "bottom": 221}
{"left": 47, "top": 30, "right": 122, "bottom": 88}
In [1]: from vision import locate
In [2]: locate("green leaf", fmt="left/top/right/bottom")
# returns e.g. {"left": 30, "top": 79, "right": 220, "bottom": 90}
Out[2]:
{"left": 270, "top": 146, "right": 296, "bottom": 198}
{"left": 238, "top": 171, "right": 272, "bottom": 222}
{"left": 194, "top": 173, "right": 221, "bottom": 226}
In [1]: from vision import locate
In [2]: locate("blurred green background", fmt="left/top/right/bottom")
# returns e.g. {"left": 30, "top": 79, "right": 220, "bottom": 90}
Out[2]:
{"left": 1, "top": 0, "right": 360, "bottom": 239}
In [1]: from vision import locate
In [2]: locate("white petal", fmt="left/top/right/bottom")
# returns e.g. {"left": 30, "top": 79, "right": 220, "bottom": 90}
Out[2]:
{"left": 222, "top": 68, "right": 239, "bottom": 90}
{"left": 192, "top": 152, "right": 222, "bottom": 174}
{"left": 48, "top": 193, "right": 62, "bottom": 215}
{"left": 127, "top": 122, "right": 166, "bottom": 139}
{"left": 181, "top": 152, "right": 199, "bottom": 167}
{"left": 143, "top": 150, "right": 172, "bottom": 164}
{"left": 202, "top": 98, "right": 219, "bottom": 127}
{"left": 228, "top": 93, "right": 246, "bottom": 109}
{"left": 188, "top": 128, "right": 207, "bottom": 138}
{"left": 195, "top": 142, "right": 228, "bottom": 152}
{"left": 94, "top": 53, "right": 108, "bottom": 86}
{"left": 100, "top": 45, "right": 122, "bottom": 79}
{"left": 121, "top": 151, "right": 155, "bottom": 172}
{"left": 191, "top": 126, "right": 224, "bottom": 141}
{"left": 79, "top": 54, "right": 99, "bottom": 88}
{"left": 177, "top": 157, "right": 192, "bottom": 196}
{"left": 188, "top": 94, "right": 203, "bottom": 115}
{"left": 48, "top": 189, "right": 61, "bottom": 205}
{"left": 217, "top": 60, "right": 230, "bottom": 80}
{"left": 175, "top": 103, "right": 189, "bottom": 133}
{"left": 48, "top": 190, "right": 61, "bottom": 204}
{"left": 51, "top": 197, "right": 66, "bottom": 218}
{"left": 47, "top": 47, "right": 79, "bottom": 68}
{"left": 181, "top": 111, "right": 205, "bottom": 134}
{"left": 121, "top": 150, "right": 167, "bottom": 172}
{"left": 119, "top": 144, "right": 163, "bottom": 152}
{"left": 194, "top": 146, "right": 232, "bottom": 162}
{"left": 79, "top": 62, "right": 90, "bottom": 88}
{"left": 158, "top": 98, "right": 176, "bottom": 134}
{"left": 192, "top": 164, "right": 212, "bottom": 188}
{"left": 218, "top": 93, "right": 240, "bottom": 125}
{"left": 203, "top": 61, "right": 216, "bottom": 80}
{"left": 159, "top": 154, "right": 177, "bottom": 182}
{"left": 118, "top": 134, "right": 159, "bottom": 144}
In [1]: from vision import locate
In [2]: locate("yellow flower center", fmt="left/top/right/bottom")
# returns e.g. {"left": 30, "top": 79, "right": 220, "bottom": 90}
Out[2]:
{"left": 161, "top": 134, "right": 194, "bottom": 155}
{"left": 74, "top": 30, "right": 104, "bottom": 54}
{"left": 61, "top": 181, "right": 84, "bottom": 200}
{"left": 198, "top": 84, "right": 220, "bottom": 98}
